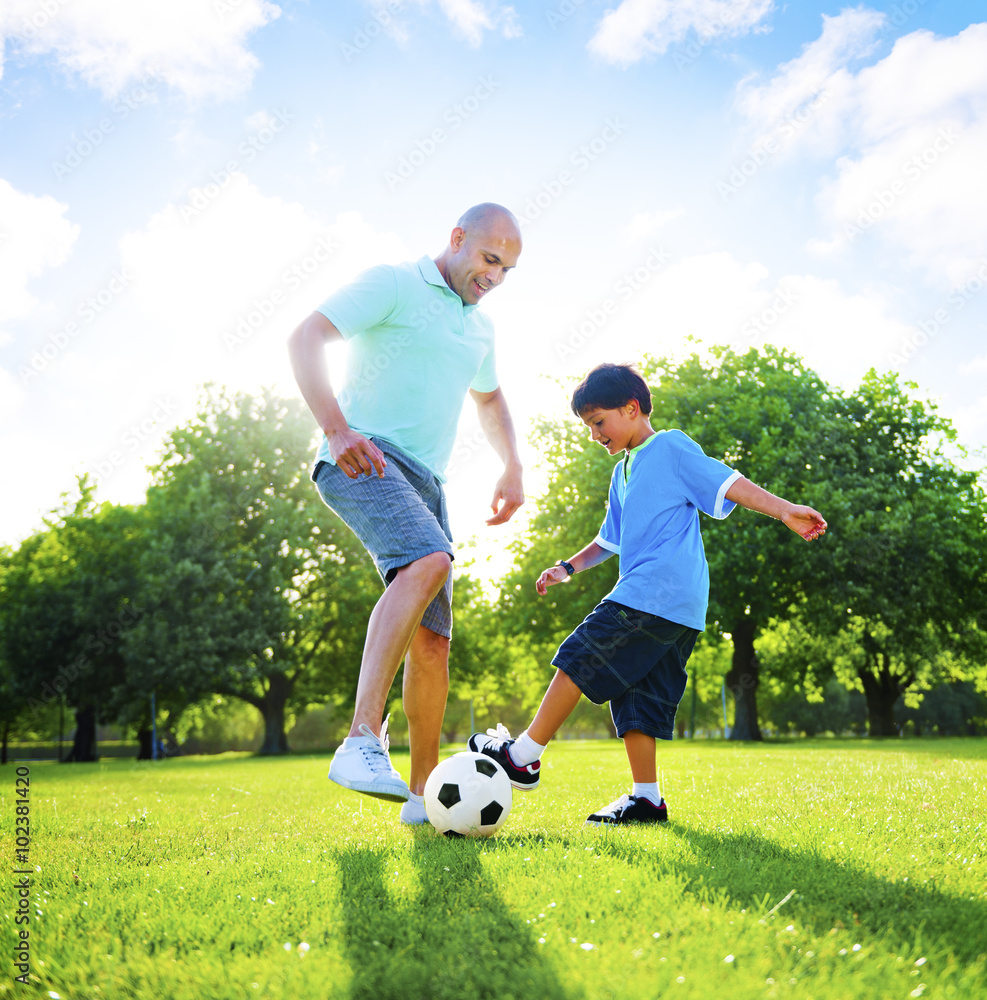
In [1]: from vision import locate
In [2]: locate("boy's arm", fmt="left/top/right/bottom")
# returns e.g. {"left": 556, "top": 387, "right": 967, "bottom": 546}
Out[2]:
{"left": 536, "top": 540, "right": 614, "bottom": 595}
{"left": 724, "top": 476, "right": 827, "bottom": 540}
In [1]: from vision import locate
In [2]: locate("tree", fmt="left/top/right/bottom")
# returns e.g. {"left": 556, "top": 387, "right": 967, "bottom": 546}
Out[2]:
{"left": 0, "top": 482, "right": 145, "bottom": 762}
{"left": 799, "top": 371, "right": 987, "bottom": 735}
{"left": 125, "top": 385, "right": 382, "bottom": 754}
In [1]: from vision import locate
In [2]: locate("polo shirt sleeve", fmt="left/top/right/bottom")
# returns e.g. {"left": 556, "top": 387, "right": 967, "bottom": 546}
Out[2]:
{"left": 671, "top": 430, "right": 742, "bottom": 520}
{"left": 469, "top": 315, "right": 499, "bottom": 393}
{"left": 594, "top": 467, "right": 622, "bottom": 553}
{"left": 316, "top": 265, "right": 399, "bottom": 339}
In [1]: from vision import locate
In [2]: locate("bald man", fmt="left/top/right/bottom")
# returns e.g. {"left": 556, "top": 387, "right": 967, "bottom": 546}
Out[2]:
{"left": 288, "top": 203, "right": 524, "bottom": 824}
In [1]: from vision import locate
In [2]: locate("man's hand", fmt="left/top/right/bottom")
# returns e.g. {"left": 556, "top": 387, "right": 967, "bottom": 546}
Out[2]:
{"left": 486, "top": 466, "right": 524, "bottom": 525}
{"left": 535, "top": 565, "right": 569, "bottom": 595}
{"left": 781, "top": 506, "right": 827, "bottom": 541}
{"left": 328, "top": 428, "right": 387, "bottom": 479}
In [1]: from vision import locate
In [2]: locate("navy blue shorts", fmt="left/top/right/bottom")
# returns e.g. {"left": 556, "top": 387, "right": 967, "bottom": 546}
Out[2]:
{"left": 552, "top": 601, "right": 698, "bottom": 740}
{"left": 312, "top": 438, "right": 454, "bottom": 638}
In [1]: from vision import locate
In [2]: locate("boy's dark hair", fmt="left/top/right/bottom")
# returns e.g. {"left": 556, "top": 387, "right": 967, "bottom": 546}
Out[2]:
{"left": 570, "top": 362, "right": 653, "bottom": 416}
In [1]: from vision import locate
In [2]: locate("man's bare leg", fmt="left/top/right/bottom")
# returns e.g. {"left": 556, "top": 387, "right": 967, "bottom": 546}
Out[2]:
{"left": 348, "top": 551, "right": 451, "bottom": 737}
{"left": 403, "top": 624, "right": 451, "bottom": 794}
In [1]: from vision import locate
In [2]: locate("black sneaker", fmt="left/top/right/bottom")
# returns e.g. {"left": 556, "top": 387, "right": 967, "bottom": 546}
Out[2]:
{"left": 586, "top": 793, "right": 667, "bottom": 825}
{"left": 467, "top": 724, "right": 540, "bottom": 791}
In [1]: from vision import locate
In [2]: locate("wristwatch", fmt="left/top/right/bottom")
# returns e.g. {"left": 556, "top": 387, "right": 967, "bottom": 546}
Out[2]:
{"left": 557, "top": 559, "right": 575, "bottom": 577}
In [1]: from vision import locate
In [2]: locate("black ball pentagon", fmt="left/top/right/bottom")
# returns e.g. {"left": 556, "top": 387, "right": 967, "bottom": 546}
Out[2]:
{"left": 474, "top": 758, "right": 498, "bottom": 778}
{"left": 479, "top": 801, "right": 504, "bottom": 826}
{"left": 438, "top": 782, "right": 462, "bottom": 809}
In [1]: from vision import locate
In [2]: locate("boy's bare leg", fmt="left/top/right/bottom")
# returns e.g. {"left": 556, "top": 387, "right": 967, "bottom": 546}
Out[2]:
{"left": 622, "top": 729, "right": 657, "bottom": 783}
{"left": 403, "top": 625, "right": 450, "bottom": 794}
{"left": 527, "top": 669, "right": 584, "bottom": 745}
{"left": 349, "top": 551, "right": 452, "bottom": 736}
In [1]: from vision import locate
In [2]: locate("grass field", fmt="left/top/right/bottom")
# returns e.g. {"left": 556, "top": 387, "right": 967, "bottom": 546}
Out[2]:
{"left": 2, "top": 739, "right": 985, "bottom": 1000}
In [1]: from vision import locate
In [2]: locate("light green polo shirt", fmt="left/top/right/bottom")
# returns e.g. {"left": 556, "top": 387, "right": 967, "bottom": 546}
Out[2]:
{"left": 314, "top": 255, "right": 498, "bottom": 482}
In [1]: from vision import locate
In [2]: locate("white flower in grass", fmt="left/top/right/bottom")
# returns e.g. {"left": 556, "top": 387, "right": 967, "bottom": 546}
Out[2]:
{"left": 580, "top": 942, "right": 595, "bottom": 950}
{"left": 283, "top": 942, "right": 291, "bottom": 951}
{"left": 724, "top": 954, "right": 735, "bottom": 963}
{"left": 298, "top": 942, "right": 310, "bottom": 956}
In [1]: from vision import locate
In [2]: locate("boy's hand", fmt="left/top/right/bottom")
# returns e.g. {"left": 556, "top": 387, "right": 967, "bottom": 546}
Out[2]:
{"left": 782, "top": 506, "right": 827, "bottom": 541}
{"left": 536, "top": 565, "right": 569, "bottom": 595}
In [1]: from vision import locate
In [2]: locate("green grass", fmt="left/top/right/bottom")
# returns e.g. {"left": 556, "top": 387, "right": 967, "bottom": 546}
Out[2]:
{"left": 2, "top": 739, "right": 985, "bottom": 1000}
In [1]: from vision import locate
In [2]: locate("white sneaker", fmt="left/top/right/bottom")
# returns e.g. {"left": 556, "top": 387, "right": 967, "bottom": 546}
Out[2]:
{"left": 328, "top": 715, "right": 409, "bottom": 802}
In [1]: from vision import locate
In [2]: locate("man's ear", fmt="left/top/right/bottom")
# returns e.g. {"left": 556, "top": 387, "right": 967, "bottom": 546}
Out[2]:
{"left": 450, "top": 226, "right": 466, "bottom": 251}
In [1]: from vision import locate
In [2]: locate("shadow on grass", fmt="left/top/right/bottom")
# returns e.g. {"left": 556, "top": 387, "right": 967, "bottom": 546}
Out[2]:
{"left": 593, "top": 823, "right": 987, "bottom": 964}
{"left": 333, "top": 836, "right": 578, "bottom": 1000}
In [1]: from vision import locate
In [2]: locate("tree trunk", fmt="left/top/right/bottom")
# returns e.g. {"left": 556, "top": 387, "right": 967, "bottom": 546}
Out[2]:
{"left": 726, "top": 618, "right": 763, "bottom": 741}
{"left": 137, "top": 727, "right": 154, "bottom": 760}
{"left": 859, "top": 662, "right": 901, "bottom": 737}
{"left": 64, "top": 706, "right": 98, "bottom": 762}
{"left": 1, "top": 720, "right": 8, "bottom": 764}
{"left": 256, "top": 673, "right": 292, "bottom": 755}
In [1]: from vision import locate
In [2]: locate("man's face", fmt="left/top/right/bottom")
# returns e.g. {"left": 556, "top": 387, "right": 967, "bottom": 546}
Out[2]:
{"left": 580, "top": 404, "right": 640, "bottom": 455}
{"left": 446, "top": 221, "right": 521, "bottom": 305}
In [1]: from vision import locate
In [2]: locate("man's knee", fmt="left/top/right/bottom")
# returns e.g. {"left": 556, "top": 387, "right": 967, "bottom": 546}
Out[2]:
{"left": 404, "top": 550, "right": 452, "bottom": 588}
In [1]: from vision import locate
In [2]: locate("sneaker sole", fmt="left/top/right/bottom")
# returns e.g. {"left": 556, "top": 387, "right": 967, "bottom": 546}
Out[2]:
{"left": 328, "top": 771, "right": 409, "bottom": 803}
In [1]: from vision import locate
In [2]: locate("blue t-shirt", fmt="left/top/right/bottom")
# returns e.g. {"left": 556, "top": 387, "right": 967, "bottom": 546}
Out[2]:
{"left": 594, "top": 429, "right": 741, "bottom": 631}
{"left": 314, "top": 255, "right": 499, "bottom": 482}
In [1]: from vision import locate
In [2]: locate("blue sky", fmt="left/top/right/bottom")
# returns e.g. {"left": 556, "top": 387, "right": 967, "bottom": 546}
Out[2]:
{"left": 1, "top": 1, "right": 985, "bottom": 573}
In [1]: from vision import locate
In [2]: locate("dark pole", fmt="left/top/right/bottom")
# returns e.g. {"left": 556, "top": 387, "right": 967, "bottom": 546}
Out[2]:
{"left": 151, "top": 691, "right": 157, "bottom": 761}
{"left": 58, "top": 695, "right": 64, "bottom": 761}
{"left": 689, "top": 668, "right": 697, "bottom": 739}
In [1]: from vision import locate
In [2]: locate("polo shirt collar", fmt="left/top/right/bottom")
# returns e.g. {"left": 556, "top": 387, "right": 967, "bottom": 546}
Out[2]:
{"left": 417, "top": 255, "right": 478, "bottom": 314}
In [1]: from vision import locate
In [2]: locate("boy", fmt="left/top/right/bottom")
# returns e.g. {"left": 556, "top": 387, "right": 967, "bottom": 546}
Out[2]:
{"left": 469, "top": 362, "right": 826, "bottom": 825}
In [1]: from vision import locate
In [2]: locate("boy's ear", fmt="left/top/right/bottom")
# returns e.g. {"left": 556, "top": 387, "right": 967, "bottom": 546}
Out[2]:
{"left": 624, "top": 399, "right": 640, "bottom": 418}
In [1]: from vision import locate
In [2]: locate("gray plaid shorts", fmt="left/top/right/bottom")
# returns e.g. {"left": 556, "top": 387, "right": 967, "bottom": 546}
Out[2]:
{"left": 312, "top": 438, "right": 454, "bottom": 638}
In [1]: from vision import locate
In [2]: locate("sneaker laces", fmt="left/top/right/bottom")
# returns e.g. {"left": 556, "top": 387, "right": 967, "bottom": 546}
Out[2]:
{"left": 354, "top": 714, "right": 394, "bottom": 776}
{"left": 598, "top": 793, "right": 631, "bottom": 817}
{"left": 483, "top": 722, "right": 513, "bottom": 749}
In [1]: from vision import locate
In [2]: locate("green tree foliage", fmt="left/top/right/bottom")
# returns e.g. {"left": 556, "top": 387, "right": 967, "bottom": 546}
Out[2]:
{"left": 0, "top": 481, "right": 145, "bottom": 761}
{"left": 796, "top": 370, "right": 987, "bottom": 735}
{"left": 125, "top": 385, "right": 382, "bottom": 754}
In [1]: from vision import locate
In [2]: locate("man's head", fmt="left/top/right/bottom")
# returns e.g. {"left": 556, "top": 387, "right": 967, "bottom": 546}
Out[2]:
{"left": 571, "top": 363, "right": 654, "bottom": 455}
{"left": 435, "top": 203, "right": 522, "bottom": 306}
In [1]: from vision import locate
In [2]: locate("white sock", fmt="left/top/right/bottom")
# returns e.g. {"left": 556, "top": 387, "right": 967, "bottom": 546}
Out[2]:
{"left": 407, "top": 791, "right": 424, "bottom": 805}
{"left": 341, "top": 734, "right": 373, "bottom": 749}
{"left": 510, "top": 730, "right": 547, "bottom": 767}
{"left": 633, "top": 782, "right": 661, "bottom": 806}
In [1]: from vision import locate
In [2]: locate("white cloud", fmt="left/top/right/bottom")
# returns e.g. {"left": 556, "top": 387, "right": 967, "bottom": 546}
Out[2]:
{"left": 589, "top": 0, "right": 774, "bottom": 67}
{"left": 0, "top": 0, "right": 280, "bottom": 100}
{"left": 0, "top": 179, "right": 79, "bottom": 341}
{"left": 735, "top": 6, "right": 885, "bottom": 144}
{"left": 737, "top": 17, "right": 987, "bottom": 288}
{"left": 436, "top": 0, "right": 520, "bottom": 45}
{"left": 621, "top": 207, "right": 685, "bottom": 242}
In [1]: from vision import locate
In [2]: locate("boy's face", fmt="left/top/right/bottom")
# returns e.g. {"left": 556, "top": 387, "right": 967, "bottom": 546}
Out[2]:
{"left": 579, "top": 403, "right": 644, "bottom": 455}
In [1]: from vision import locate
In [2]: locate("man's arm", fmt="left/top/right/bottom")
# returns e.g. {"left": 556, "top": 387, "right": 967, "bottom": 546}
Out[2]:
{"left": 535, "top": 540, "right": 614, "bottom": 595}
{"left": 287, "top": 311, "right": 386, "bottom": 478}
{"left": 470, "top": 386, "right": 524, "bottom": 525}
{"left": 724, "top": 476, "right": 827, "bottom": 540}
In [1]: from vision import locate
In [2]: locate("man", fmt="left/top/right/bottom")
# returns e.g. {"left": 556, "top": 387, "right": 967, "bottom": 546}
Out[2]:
{"left": 287, "top": 203, "right": 524, "bottom": 824}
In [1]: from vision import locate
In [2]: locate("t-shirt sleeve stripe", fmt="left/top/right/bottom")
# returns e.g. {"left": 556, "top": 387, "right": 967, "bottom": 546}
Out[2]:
{"left": 713, "top": 470, "right": 743, "bottom": 519}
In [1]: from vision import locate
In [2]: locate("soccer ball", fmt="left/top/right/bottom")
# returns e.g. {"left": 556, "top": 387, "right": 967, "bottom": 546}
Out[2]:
{"left": 423, "top": 751, "right": 513, "bottom": 837}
